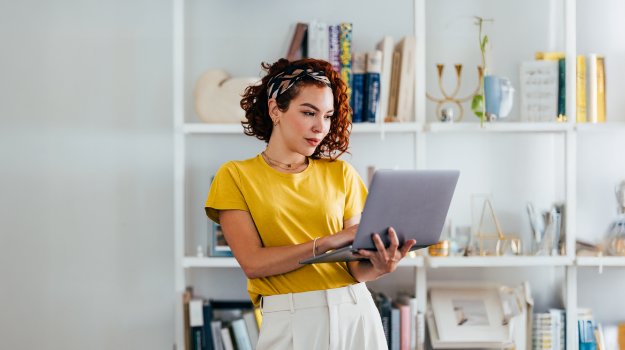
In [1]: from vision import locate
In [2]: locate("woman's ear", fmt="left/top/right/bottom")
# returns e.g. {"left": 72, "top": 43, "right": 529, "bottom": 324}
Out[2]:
{"left": 268, "top": 98, "right": 280, "bottom": 122}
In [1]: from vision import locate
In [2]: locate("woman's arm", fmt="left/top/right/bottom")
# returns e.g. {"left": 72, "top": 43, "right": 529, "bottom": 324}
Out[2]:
{"left": 218, "top": 209, "right": 358, "bottom": 279}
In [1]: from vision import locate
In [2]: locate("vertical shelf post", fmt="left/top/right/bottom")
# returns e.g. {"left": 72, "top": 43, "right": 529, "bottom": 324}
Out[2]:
{"left": 564, "top": 1, "right": 578, "bottom": 350}
{"left": 173, "top": 0, "right": 185, "bottom": 348}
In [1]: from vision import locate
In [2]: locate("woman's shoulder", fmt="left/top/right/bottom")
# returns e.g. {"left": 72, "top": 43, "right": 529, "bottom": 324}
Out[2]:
{"left": 313, "top": 157, "right": 356, "bottom": 174}
{"left": 215, "top": 155, "right": 260, "bottom": 180}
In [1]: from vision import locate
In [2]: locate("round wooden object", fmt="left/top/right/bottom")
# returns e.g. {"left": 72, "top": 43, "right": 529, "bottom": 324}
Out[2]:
{"left": 194, "top": 69, "right": 259, "bottom": 123}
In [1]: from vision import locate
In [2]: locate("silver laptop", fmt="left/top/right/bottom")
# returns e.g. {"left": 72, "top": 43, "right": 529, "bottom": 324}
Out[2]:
{"left": 300, "top": 170, "right": 459, "bottom": 264}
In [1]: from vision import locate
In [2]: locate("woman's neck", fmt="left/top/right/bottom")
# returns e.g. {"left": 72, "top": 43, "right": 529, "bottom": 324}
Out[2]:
{"left": 264, "top": 142, "right": 307, "bottom": 165}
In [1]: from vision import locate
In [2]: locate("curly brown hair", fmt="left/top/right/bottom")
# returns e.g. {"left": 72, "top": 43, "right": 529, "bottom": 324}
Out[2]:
{"left": 240, "top": 58, "right": 352, "bottom": 160}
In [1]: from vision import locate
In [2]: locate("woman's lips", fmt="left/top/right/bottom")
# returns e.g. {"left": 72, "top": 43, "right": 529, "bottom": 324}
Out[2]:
{"left": 306, "top": 138, "right": 320, "bottom": 146}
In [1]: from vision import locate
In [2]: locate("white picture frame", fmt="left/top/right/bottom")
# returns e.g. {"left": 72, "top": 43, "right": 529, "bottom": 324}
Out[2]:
{"left": 430, "top": 287, "right": 510, "bottom": 343}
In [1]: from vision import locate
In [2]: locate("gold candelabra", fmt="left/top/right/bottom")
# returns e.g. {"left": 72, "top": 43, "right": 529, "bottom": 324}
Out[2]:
{"left": 426, "top": 64, "right": 483, "bottom": 122}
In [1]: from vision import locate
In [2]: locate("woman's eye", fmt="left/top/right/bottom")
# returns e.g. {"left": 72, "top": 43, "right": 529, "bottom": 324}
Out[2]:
{"left": 325, "top": 115, "right": 333, "bottom": 119}
{"left": 304, "top": 111, "right": 314, "bottom": 116}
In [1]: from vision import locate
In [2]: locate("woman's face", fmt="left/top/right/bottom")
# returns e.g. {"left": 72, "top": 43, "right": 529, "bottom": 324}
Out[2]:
{"left": 276, "top": 84, "right": 334, "bottom": 156}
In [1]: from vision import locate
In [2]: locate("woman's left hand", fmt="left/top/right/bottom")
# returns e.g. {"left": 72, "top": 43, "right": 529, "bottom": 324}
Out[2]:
{"left": 352, "top": 227, "right": 416, "bottom": 278}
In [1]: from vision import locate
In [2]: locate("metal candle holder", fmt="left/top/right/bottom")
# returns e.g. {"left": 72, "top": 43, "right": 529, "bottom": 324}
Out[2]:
{"left": 426, "top": 64, "right": 483, "bottom": 122}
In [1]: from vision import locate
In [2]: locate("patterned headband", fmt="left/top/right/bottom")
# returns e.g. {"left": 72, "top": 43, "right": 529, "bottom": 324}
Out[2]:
{"left": 266, "top": 65, "right": 332, "bottom": 101}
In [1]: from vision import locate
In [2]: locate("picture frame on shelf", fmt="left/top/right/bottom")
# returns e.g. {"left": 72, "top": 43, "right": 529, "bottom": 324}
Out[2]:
{"left": 430, "top": 287, "right": 510, "bottom": 344}
{"left": 209, "top": 220, "right": 233, "bottom": 257}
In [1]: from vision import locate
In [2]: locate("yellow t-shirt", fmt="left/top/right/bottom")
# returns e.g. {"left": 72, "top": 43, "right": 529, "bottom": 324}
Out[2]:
{"left": 205, "top": 154, "right": 368, "bottom": 306}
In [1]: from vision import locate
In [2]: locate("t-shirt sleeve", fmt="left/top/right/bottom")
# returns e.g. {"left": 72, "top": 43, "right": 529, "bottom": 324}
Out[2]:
{"left": 343, "top": 162, "right": 369, "bottom": 221}
{"left": 204, "top": 162, "right": 250, "bottom": 225}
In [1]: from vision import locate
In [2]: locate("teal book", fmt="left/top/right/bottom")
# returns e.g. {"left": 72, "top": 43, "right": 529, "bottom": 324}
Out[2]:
{"left": 232, "top": 319, "right": 253, "bottom": 350}
{"left": 558, "top": 58, "right": 566, "bottom": 121}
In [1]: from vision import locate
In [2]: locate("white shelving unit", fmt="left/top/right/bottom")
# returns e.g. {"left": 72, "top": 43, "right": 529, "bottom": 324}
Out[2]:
{"left": 173, "top": 1, "right": 624, "bottom": 349}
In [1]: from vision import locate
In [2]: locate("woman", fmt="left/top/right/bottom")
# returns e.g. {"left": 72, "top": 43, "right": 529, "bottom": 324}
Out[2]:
{"left": 204, "top": 58, "right": 415, "bottom": 350}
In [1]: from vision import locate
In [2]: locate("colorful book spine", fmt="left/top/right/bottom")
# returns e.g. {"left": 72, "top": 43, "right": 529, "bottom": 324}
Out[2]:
{"left": 364, "top": 50, "right": 382, "bottom": 123}
{"left": 328, "top": 25, "right": 341, "bottom": 74}
{"left": 393, "top": 301, "right": 411, "bottom": 350}
{"left": 558, "top": 58, "right": 566, "bottom": 122}
{"left": 339, "top": 23, "right": 353, "bottom": 107}
{"left": 588, "top": 54, "right": 598, "bottom": 123}
{"left": 378, "top": 292, "right": 392, "bottom": 349}
{"left": 232, "top": 319, "right": 253, "bottom": 350}
{"left": 202, "top": 303, "right": 214, "bottom": 350}
{"left": 391, "top": 307, "right": 400, "bottom": 350}
{"left": 597, "top": 56, "right": 606, "bottom": 122}
{"left": 210, "top": 321, "right": 223, "bottom": 350}
{"left": 576, "top": 55, "right": 587, "bottom": 123}
{"left": 394, "top": 36, "right": 417, "bottom": 122}
{"left": 351, "top": 52, "right": 366, "bottom": 123}
{"left": 376, "top": 36, "right": 395, "bottom": 122}
{"left": 220, "top": 327, "right": 235, "bottom": 350}
{"left": 536, "top": 52, "right": 566, "bottom": 61}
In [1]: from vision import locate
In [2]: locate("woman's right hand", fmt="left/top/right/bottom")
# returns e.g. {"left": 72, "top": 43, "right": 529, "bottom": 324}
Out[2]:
{"left": 321, "top": 224, "right": 359, "bottom": 252}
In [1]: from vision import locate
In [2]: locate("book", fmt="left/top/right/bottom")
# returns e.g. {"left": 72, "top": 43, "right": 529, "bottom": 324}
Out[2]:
{"left": 558, "top": 58, "right": 566, "bottom": 121}
{"left": 393, "top": 301, "right": 411, "bottom": 350}
{"left": 536, "top": 52, "right": 566, "bottom": 61}
{"left": 210, "top": 321, "right": 224, "bottom": 350}
{"left": 386, "top": 51, "right": 402, "bottom": 122}
{"left": 351, "top": 52, "right": 366, "bottom": 123}
{"left": 376, "top": 36, "right": 395, "bottom": 122}
{"left": 416, "top": 313, "right": 424, "bottom": 350}
{"left": 519, "top": 61, "right": 559, "bottom": 122}
{"left": 307, "top": 20, "right": 329, "bottom": 61}
{"left": 232, "top": 319, "right": 253, "bottom": 350}
{"left": 596, "top": 56, "right": 606, "bottom": 122}
{"left": 378, "top": 292, "right": 392, "bottom": 349}
{"left": 397, "top": 292, "right": 418, "bottom": 350}
{"left": 577, "top": 55, "right": 587, "bottom": 122}
{"left": 243, "top": 312, "right": 259, "bottom": 350}
{"left": 391, "top": 307, "right": 401, "bottom": 350}
{"left": 189, "top": 299, "right": 205, "bottom": 350}
{"left": 220, "top": 327, "right": 235, "bottom": 350}
{"left": 184, "top": 288, "right": 193, "bottom": 350}
{"left": 329, "top": 25, "right": 341, "bottom": 74}
{"left": 202, "top": 302, "right": 214, "bottom": 350}
{"left": 286, "top": 23, "right": 308, "bottom": 61}
{"left": 394, "top": 36, "right": 417, "bottom": 122}
{"left": 339, "top": 23, "right": 353, "bottom": 106}
{"left": 588, "top": 54, "right": 598, "bottom": 123}
{"left": 364, "top": 50, "right": 383, "bottom": 123}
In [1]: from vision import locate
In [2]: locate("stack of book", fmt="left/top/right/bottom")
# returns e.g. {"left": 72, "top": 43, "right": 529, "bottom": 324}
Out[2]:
{"left": 369, "top": 289, "right": 425, "bottom": 350}
{"left": 520, "top": 52, "right": 606, "bottom": 123}
{"left": 532, "top": 309, "right": 566, "bottom": 350}
{"left": 184, "top": 288, "right": 262, "bottom": 350}
{"left": 286, "top": 22, "right": 416, "bottom": 123}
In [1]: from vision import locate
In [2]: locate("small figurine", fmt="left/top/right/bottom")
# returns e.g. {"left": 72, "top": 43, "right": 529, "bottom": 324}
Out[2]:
{"left": 196, "top": 245, "right": 205, "bottom": 258}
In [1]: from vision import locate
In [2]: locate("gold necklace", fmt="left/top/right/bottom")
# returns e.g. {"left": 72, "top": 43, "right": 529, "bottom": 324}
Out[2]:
{"left": 262, "top": 151, "right": 308, "bottom": 169}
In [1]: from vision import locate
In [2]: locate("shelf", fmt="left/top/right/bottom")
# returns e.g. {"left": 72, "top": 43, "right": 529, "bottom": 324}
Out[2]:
{"left": 183, "top": 257, "right": 240, "bottom": 268}
{"left": 183, "top": 255, "right": 579, "bottom": 268}
{"left": 183, "top": 123, "right": 246, "bottom": 134}
{"left": 424, "top": 122, "right": 573, "bottom": 133}
{"left": 183, "top": 256, "right": 424, "bottom": 268}
{"left": 575, "top": 122, "right": 625, "bottom": 132}
{"left": 182, "top": 122, "right": 423, "bottom": 134}
{"left": 576, "top": 256, "right": 625, "bottom": 266}
{"left": 426, "top": 255, "right": 574, "bottom": 268}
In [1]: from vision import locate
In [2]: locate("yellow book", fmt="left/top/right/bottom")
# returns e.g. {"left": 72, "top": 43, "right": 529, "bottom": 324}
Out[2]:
{"left": 254, "top": 307, "right": 262, "bottom": 330}
{"left": 536, "top": 52, "right": 566, "bottom": 61}
{"left": 596, "top": 56, "right": 606, "bottom": 122}
{"left": 577, "top": 55, "right": 587, "bottom": 122}
{"left": 618, "top": 323, "right": 625, "bottom": 350}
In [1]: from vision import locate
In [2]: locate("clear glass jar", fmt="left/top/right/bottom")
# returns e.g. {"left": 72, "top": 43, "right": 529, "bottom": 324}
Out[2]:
{"left": 604, "top": 214, "right": 625, "bottom": 256}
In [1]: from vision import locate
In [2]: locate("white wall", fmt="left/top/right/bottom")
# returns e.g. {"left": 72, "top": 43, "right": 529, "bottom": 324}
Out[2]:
{"left": 1, "top": 0, "right": 624, "bottom": 348}
{"left": 0, "top": 0, "right": 175, "bottom": 349}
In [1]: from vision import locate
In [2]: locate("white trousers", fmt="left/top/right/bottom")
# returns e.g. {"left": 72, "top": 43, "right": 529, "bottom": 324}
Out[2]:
{"left": 256, "top": 282, "right": 388, "bottom": 350}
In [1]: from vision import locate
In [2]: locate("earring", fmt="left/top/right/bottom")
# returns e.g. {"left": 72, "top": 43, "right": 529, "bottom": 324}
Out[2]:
{"left": 273, "top": 119, "right": 278, "bottom": 126}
